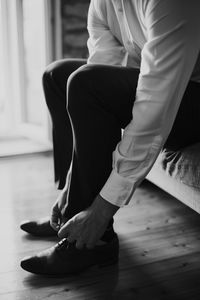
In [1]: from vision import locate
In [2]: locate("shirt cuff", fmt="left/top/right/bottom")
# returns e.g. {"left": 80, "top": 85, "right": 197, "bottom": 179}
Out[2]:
{"left": 100, "top": 170, "right": 136, "bottom": 207}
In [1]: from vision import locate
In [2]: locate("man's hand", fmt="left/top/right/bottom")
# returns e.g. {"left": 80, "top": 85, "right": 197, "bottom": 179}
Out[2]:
{"left": 58, "top": 195, "right": 119, "bottom": 249}
{"left": 50, "top": 168, "right": 72, "bottom": 231}
{"left": 50, "top": 189, "right": 68, "bottom": 231}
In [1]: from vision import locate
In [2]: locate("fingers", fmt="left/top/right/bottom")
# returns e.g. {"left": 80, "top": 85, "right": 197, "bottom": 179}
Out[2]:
{"left": 76, "top": 239, "right": 95, "bottom": 249}
{"left": 75, "top": 234, "right": 96, "bottom": 249}
{"left": 58, "top": 221, "right": 93, "bottom": 249}
{"left": 58, "top": 220, "right": 71, "bottom": 238}
{"left": 50, "top": 204, "right": 61, "bottom": 231}
{"left": 85, "top": 242, "right": 95, "bottom": 249}
{"left": 85, "top": 235, "right": 96, "bottom": 249}
{"left": 66, "top": 235, "right": 76, "bottom": 243}
{"left": 71, "top": 237, "right": 94, "bottom": 249}
{"left": 57, "top": 210, "right": 103, "bottom": 250}
{"left": 75, "top": 239, "right": 86, "bottom": 249}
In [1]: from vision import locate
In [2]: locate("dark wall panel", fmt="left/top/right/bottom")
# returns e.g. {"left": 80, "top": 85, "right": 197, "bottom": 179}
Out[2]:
{"left": 61, "top": 0, "right": 90, "bottom": 59}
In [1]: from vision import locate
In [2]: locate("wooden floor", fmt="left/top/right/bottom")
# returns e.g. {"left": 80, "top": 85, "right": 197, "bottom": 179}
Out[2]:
{"left": 1, "top": 153, "right": 200, "bottom": 300}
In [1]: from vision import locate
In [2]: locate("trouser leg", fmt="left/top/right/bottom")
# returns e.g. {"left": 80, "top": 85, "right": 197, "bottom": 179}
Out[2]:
{"left": 42, "top": 59, "right": 87, "bottom": 189}
{"left": 65, "top": 64, "right": 140, "bottom": 221}
{"left": 165, "top": 81, "right": 200, "bottom": 149}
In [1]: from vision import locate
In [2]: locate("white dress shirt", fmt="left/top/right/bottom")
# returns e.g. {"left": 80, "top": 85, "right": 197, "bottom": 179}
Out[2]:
{"left": 87, "top": 0, "right": 200, "bottom": 207}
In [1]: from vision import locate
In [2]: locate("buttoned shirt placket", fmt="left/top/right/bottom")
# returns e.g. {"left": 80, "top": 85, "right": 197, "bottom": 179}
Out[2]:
{"left": 112, "top": 0, "right": 141, "bottom": 66}
{"left": 112, "top": 0, "right": 131, "bottom": 59}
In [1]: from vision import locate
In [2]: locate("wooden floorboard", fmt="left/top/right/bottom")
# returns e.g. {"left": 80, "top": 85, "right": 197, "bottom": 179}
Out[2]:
{"left": 0, "top": 153, "right": 200, "bottom": 299}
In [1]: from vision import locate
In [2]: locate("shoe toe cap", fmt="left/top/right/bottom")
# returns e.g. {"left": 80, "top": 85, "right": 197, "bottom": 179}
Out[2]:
{"left": 20, "top": 219, "right": 56, "bottom": 236}
{"left": 20, "top": 221, "right": 36, "bottom": 233}
{"left": 21, "top": 255, "right": 41, "bottom": 274}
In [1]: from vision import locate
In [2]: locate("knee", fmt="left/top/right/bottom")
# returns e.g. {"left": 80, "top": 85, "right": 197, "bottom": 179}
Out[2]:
{"left": 67, "top": 65, "right": 95, "bottom": 114}
{"left": 42, "top": 60, "right": 64, "bottom": 85}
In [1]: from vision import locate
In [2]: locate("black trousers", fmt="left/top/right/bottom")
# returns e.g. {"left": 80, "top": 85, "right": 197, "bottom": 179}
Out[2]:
{"left": 43, "top": 58, "right": 200, "bottom": 220}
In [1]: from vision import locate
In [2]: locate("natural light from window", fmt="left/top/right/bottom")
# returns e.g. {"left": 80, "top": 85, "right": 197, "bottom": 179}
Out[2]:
{"left": 22, "top": 0, "right": 47, "bottom": 127}
{"left": 0, "top": 0, "right": 52, "bottom": 156}
{"left": 0, "top": 0, "right": 8, "bottom": 134}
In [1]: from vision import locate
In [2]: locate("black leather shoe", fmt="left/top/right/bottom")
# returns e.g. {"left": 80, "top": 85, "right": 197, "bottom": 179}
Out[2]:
{"left": 20, "top": 234, "right": 119, "bottom": 275}
{"left": 20, "top": 218, "right": 57, "bottom": 237}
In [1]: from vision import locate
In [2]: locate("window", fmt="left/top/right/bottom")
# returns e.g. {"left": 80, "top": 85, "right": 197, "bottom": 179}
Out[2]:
{"left": 0, "top": 0, "right": 11, "bottom": 135}
{"left": 0, "top": 0, "right": 57, "bottom": 154}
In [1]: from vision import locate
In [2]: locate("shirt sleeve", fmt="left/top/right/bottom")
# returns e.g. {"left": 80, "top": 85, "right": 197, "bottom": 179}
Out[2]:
{"left": 100, "top": 0, "right": 200, "bottom": 207}
{"left": 87, "top": 0, "right": 128, "bottom": 66}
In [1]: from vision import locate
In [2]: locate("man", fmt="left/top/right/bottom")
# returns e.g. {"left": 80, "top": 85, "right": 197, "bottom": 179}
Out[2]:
{"left": 20, "top": 0, "right": 200, "bottom": 275}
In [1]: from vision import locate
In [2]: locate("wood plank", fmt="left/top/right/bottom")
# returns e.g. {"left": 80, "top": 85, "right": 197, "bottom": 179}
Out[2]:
{"left": 1, "top": 153, "right": 200, "bottom": 299}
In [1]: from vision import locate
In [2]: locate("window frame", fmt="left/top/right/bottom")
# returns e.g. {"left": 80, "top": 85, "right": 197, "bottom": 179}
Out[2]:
{"left": 16, "top": 0, "right": 53, "bottom": 143}
{"left": 0, "top": 0, "right": 62, "bottom": 145}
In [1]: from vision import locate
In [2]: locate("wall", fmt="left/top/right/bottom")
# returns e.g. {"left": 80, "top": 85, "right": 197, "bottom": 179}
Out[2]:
{"left": 61, "top": 0, "right": 90, "bottom": 59}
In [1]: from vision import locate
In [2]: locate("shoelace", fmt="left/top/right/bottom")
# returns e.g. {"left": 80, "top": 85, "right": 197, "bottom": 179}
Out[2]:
{"left": 56, "top": 238, "right": 70, "bottom": 250}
